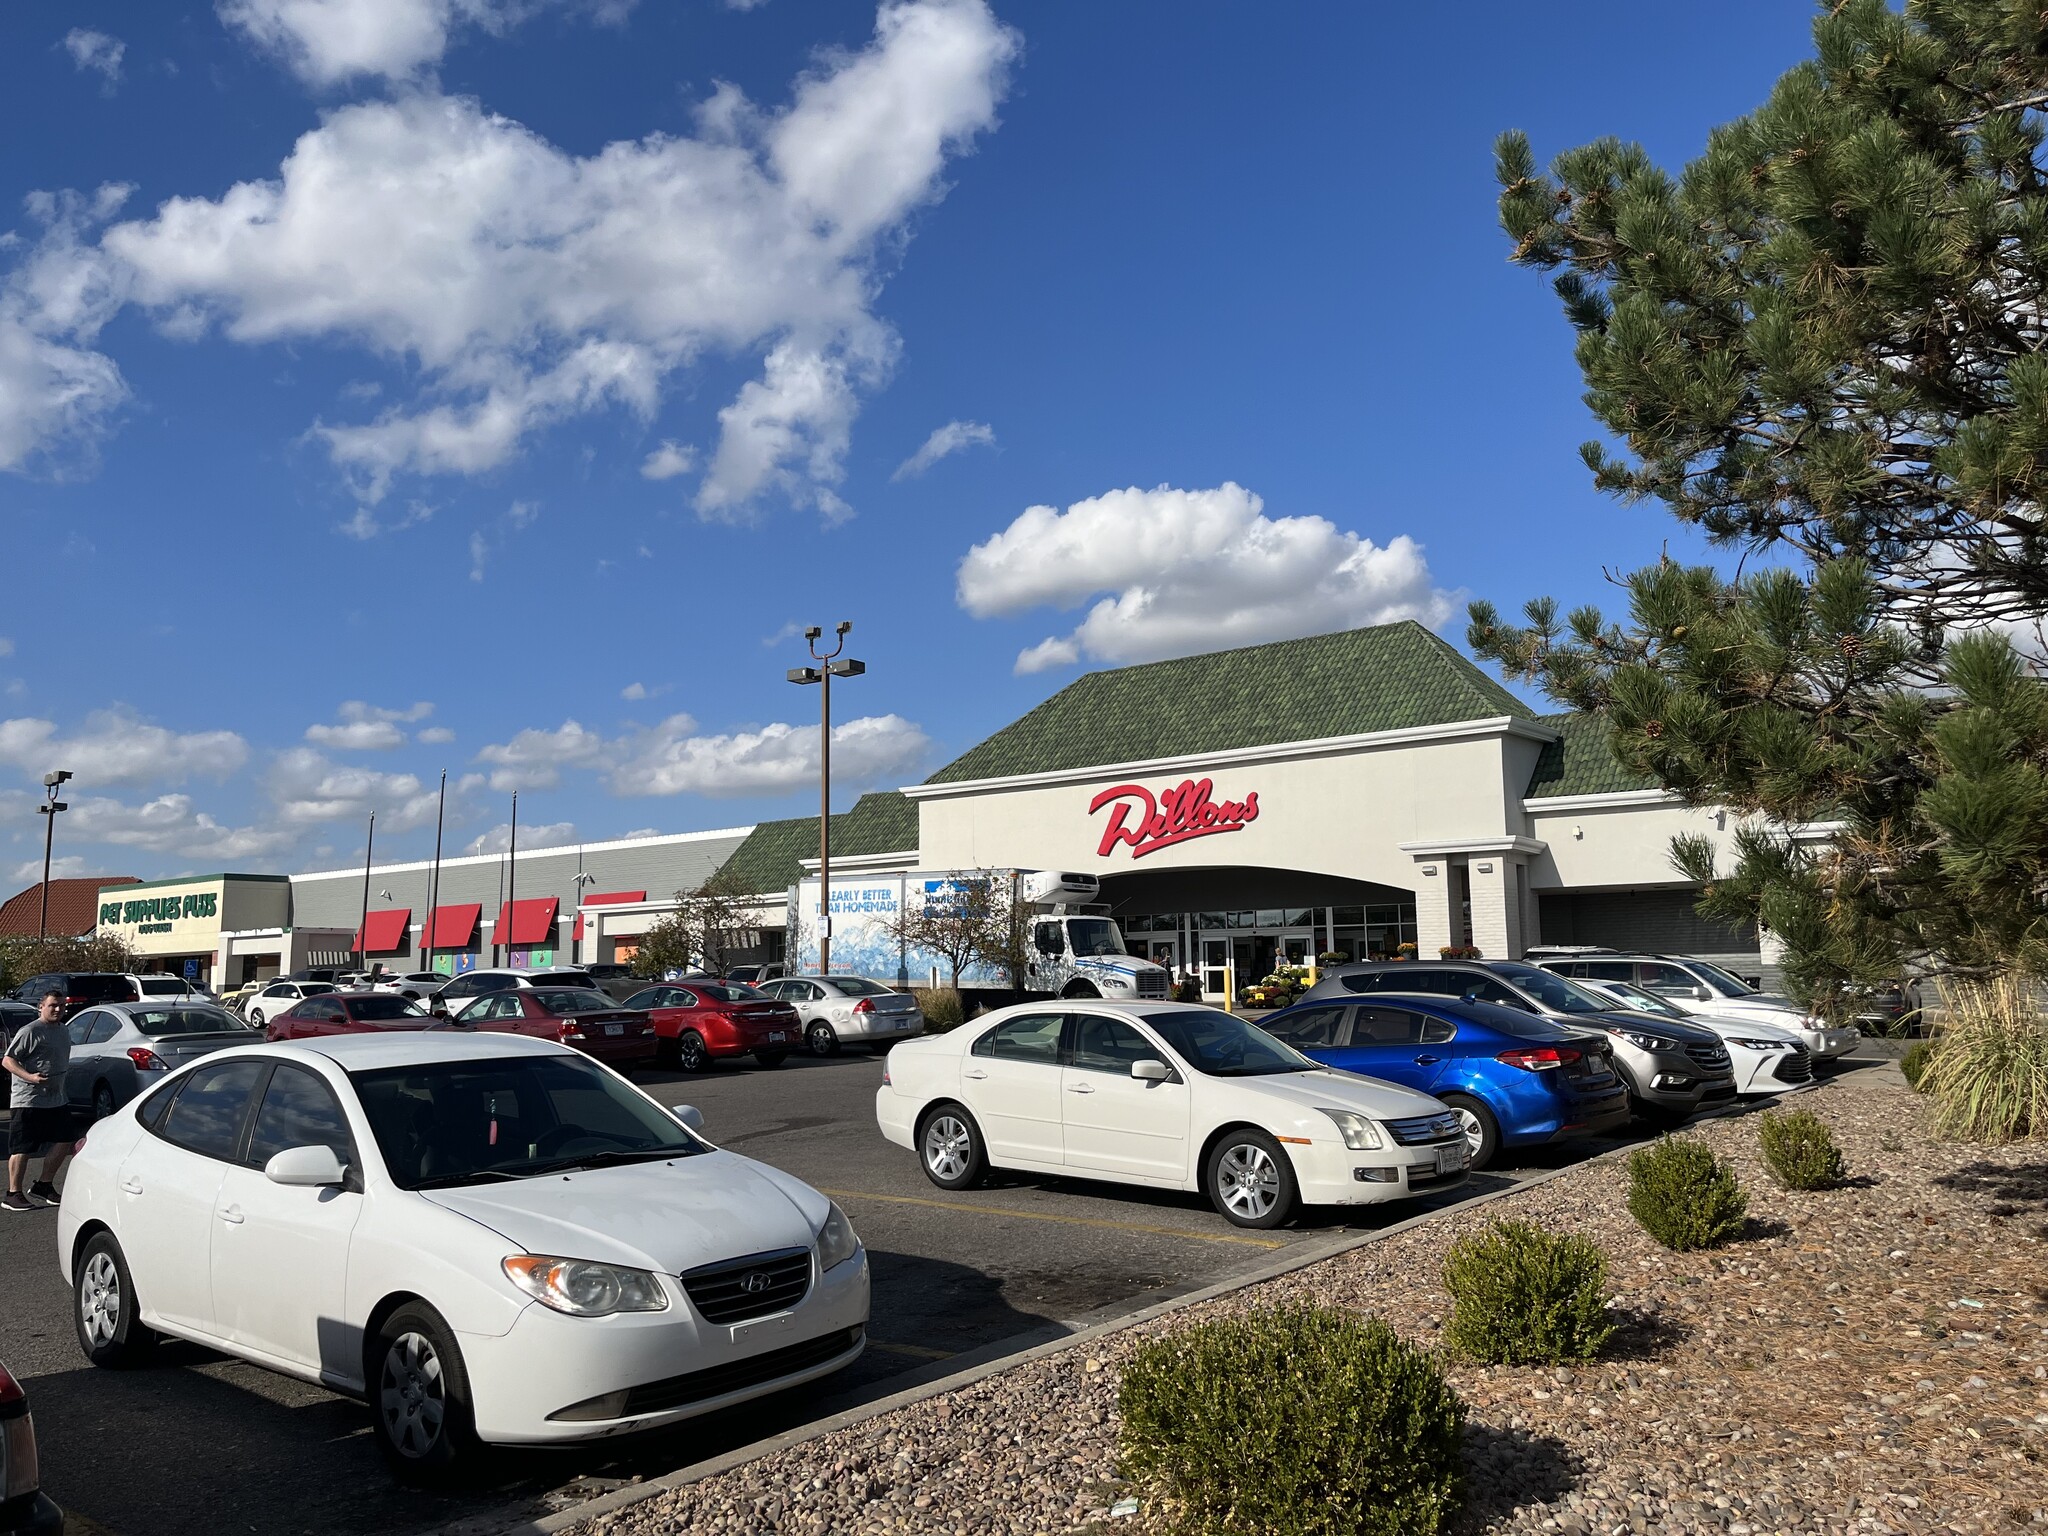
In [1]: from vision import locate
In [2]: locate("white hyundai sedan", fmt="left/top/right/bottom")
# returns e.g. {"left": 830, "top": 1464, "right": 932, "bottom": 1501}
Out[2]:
{"left": 59, "top": 1032, "right": 868, "bottom": 1479}
{"left": 875, "top": 1001, "right": 1469, "bottom": 1229}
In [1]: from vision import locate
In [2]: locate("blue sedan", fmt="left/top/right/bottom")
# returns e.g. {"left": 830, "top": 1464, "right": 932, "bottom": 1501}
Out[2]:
{"left": 1259, "top": 991, "right": 1630, "bottom": 1168}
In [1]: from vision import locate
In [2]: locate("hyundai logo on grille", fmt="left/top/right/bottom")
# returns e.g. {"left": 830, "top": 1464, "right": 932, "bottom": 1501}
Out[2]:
{"left": 739, "top": 1271, "right": 774, "bottom": 1295}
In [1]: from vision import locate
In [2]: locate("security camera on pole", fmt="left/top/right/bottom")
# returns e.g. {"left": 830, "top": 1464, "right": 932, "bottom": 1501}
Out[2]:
{"left": 787, "top": 622, "right": 864, "bottom": 976}
{"left": 36, "top": 770, "right": 72, "bottom": 940}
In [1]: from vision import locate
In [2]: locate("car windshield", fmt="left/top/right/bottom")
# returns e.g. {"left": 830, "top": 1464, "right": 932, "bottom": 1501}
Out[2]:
{"left": 529, "top": 971, "right": 597, "bottom": 989}
{"left": 1589, "top": 980, "right": 1687, "bottom": 1018}
{"left": 1066, "top": 919, "right": 1126, "bottom": 957}
{"left": 825, "top": 977, "right": 892, "bottom": 996}
{"left": 352, "top": 1053, "right": 703, "bottom": 1189}
{"left": 301, "top": 983, "right": 336, "bottom": 997}
{"left": 1143, "top": 1008, "right": 1314, "bottom": 1077}
{"left": 132, "top": 1007, "right": 250, "bottom": 1036}
{"left": 527, "top": 989, "right": 615, "bottom": 1015}
{"left": 346, "top": 995, "right": 427, "bottom": 1022}
{"left": 137, "top": 977, "right": 190, "bottom": 995}
{"left": 1688, "top": 961, "right": 1758, "bottom": 997}
{"left": 1489, "top": 965, "right": 1616, "bottom": 1015}
{"left": 697, "top": 982, "right": 765, "bottom": 1003}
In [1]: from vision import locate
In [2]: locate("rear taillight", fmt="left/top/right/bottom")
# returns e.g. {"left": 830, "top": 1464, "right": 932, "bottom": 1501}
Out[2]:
{"left": 880, "top": 1061, "right": 891, "bottom": 1086}
{"left": 67, "top": 995, "right": 86, "bottom": 1007}
{"left": 853, "top": 998, "right": 875, "bottom": 1014}
{"left": 127, "top": 1047, "right": 166, "bottom": 1071}
{"left": 0, "top": 1365, "right": 22, "bottom": 1407}
{"left": 1496, "top": 1046, "right": 1581, "bottom": 1072}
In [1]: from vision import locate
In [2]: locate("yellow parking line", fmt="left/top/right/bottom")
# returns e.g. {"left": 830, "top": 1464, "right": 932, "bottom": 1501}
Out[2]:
{"left": 866, "top": 1339, "right": 958, "bottom": 1361}
{"left": 816, "top": 1187, "right": 1286, "bottom": 1249}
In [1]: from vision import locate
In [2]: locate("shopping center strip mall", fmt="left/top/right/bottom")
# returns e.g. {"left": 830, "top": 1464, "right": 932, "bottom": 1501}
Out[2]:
{"left": 91, "top": 623, "right": 1777, "bottom": 998}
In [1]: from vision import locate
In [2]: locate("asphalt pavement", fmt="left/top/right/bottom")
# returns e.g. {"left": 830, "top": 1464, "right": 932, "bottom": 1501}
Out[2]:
{"left": 0, "top": 1040, "right": 1885, "bottom": 1536}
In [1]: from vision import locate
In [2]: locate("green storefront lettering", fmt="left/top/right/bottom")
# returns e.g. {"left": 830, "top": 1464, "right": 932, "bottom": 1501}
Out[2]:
{"left": 103, "top": 890, "right": 219, "bottom": 927}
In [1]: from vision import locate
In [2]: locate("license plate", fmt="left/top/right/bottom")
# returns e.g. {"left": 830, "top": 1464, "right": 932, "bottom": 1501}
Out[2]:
{"left": 766, "top": 1031, "right": 787, "bottom": 1043}
{"left": 603, "top": 1023, "right": 623, "bottom": 1036}
{"left": 1435, "top": 1144, "right": 1467, "bottom": 1175}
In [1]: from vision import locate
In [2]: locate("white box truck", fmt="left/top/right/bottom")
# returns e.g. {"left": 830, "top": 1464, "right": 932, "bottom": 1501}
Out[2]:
{"left": 787, "top": 869, "right": 1170, "bottom": 1005}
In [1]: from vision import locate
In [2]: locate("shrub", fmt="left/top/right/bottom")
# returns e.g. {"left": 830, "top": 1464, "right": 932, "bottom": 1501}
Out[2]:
{"left": 1756, "top": 1107, "right": 1846, "bottom": 1190}
{"left": 1920, "top": 978, "right": 2047, "bottom": 1142}
{"left": 1439, "top": 944, "right": 1482, "bottom": 960}
{"left": 1317, "top": 950, "right": 1350, "bottom": 966}
{"left": 1626, "top": 1136, "right": 1748, "bottom": 1251}
{"left": 1442, "top": 1220, "right": 1615, "bottom": 1365}
{"left": 1118, "top": 1305, "right": 1463, "bottom": 1536}
{"left": 1900, "top": 1039, "right": 1934, "bottom": 1092}
{"left": 911, "top": 986, "right": 966, "bottom": 1032}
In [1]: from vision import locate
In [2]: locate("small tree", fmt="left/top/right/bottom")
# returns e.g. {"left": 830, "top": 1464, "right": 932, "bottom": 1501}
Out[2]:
{"left": 886, "top": 871, "right": 1024, "bottom": 991}
{"left": 629, "top": 871, "right": 758, "bottom": 978}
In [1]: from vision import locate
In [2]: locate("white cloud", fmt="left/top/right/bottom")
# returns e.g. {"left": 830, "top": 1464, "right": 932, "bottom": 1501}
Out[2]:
{"left": 0, "top": 639, "right": 12, "bottom": 657}
{"left": 304, "top": 699, "right": 433, "bottom": 750}
{"left": 473, "top": 719, "right": 608, "bottom": 790}
{"left": 620, "top": 681, "right": 647, "bottom": 701}
{"left": 471, "top": 818, "right": 575, "bottom": 853}
{"left": 0, "top": 708, "right": 247, "bottom": 786}
{"left": 338, "top": 498, "right": 432, "bottom": 540}
{"left": 892, "top": 418, "right": 992, "bottom": 480}
{"left": 63, "top": 29, "right": 126, "bottom": 82}
{"left": 0, "top": 186, "right": 130, "bottom": 475}
{"left": 609, "top": 712, "right": 929, "bottom": 797}
{"left": 13, "top": 854, "right": 90, "bottom": 881}
{"left": 65, "top": 792, "right": 295, "bottom": 862}
{"left": 108, "top": 0, "right": 1018, "bottom": 511}
{"left": 418, "top": 725, "right": 456, "bottom": 745}
{"left": 216, "top": 0, "right": 634, "bottom": 87}
{"left": 618, "top": 825, "right": 661, "bottom": 839}
{"left": 639, "top": 439, "right": 694, "bottom": 480}
{"left": 266, "top": 747, "right": 444, "bottom": 828}
{"left": 468, "top": 530, "right": 489, "bottom": 581}
{"left": 957, "top": 482, "right": 1459, "bottom": 673}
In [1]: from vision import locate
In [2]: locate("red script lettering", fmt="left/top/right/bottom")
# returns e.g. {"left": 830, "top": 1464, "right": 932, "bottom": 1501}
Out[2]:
{"left": 1089, "top": 777, "right": 1261, "bottom": 860}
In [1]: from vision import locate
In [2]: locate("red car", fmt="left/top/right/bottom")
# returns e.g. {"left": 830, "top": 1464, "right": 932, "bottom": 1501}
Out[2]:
{"left": 622, "top": 982, "right": 801, "bottom": 1072}
{"left": 449, "top": 985, "right": 659, "bottom": 1072}
{"left": 266, "top": 990, "right": 433, "bottom": 1040}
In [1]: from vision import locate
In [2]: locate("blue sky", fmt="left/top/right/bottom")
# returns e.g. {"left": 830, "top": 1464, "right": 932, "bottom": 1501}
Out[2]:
{"left": 0, "top": 0, "right": 1819, "bottom": 882}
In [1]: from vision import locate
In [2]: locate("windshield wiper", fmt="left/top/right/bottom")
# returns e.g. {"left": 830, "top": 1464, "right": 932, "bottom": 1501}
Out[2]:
{"left": 524, "top": 1147, "right": 693, "bottom": 1177}
{"left": 410, "top": 1168, "right": 531, "bottom": 1189}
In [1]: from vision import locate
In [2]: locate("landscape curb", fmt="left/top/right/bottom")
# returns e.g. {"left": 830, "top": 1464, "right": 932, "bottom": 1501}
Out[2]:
{"left": 445, "top": 1061, "right": 1893, "bottom": 1536}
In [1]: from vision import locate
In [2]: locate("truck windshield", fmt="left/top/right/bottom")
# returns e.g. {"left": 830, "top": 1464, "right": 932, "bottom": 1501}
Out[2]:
{"left": 1066, "top": 919, "right": 1127, "bottom": 957}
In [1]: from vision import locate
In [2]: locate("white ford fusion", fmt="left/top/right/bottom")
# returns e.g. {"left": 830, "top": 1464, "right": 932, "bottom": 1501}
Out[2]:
{"left": 59, "top": 1032, "right": 868, "bottom": 1479}
{"left": 875, "top": 1001, "right": 1470, "bottom": 1229}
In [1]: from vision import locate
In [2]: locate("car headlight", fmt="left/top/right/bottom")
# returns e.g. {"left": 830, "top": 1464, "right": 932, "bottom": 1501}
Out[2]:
{"left": 815, "top": 1200, "right": 861, "bottom": 1271}
{"left": 1315, "top": 1108, "right": 1384, "bottom": 1151}
{"left": 502, "top": 1254, "right": 669, "bottom": 1316}
{"left": 1613, "top": 1030, "right": 1672, "bottom": 1053}
{"left": 1732, "top": 1037, "right": 1794, "bottom": 1051}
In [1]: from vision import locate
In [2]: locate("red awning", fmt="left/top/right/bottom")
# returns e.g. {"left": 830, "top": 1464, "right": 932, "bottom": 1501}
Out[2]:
{"left": 355, "top": 908, "right": 412, "bottom": 954}
{"left": 573, "top": 890, "right": 646, "bottom": 942}
{"left": 496, "top": 896, "right": 560, "bottom": 947}
{"left": 421, "top": 903, "right": 481, "bottom": 949}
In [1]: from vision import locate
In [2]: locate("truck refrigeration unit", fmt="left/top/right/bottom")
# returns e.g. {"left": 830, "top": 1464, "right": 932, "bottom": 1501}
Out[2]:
{"left": 787, "top": 869, "right": 1169, "bottom": 1006}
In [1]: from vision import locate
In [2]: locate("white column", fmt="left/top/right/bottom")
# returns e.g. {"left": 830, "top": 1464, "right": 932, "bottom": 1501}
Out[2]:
{"left": 1413, "top": 859, "right": 1456, "bottom": 958}
{"left": 1466, "top": 858, "right": 1523, "bottom": 959}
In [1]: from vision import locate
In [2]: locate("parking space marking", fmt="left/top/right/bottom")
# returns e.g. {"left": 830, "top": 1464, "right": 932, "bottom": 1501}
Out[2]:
{"left": 816, "top": 1187, "right": 1288, "bottom": 1249}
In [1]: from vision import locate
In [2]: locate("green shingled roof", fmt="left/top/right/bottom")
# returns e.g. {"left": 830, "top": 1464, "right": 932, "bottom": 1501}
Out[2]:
{"left": 1524, "top": 712, "right": 1657, "bottom": 798}
{"left": 924, "top": 622, "right": 1536, "bottom": 785}
{"left": 715, "top": 791, "right": 919, "bottom": 895}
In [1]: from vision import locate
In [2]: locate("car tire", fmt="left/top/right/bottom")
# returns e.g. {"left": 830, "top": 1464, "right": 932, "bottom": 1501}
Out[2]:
{"left": 674, "top": 1031, "right": 710, "bottom": 1074}
{"left": 917, "top": 1103, "right": 987, "bottom": 1190}
{"left": 1438, "top": 1093, "right": 1501, "bottom": 1171}
{"left": 1060, "top": 981, "right": 1101, "bottom": 999}
{"left": 92, "top": 1080, "right": 118, "bottom": 1120}
{"left": 806, "top": 1021, "right": 840, "bottom": 1057}
{"left": 371, "top": 1303, "right": 480, "bottom": 1482}
{"left": 753, "top": 1050, "right": 788, "bottom": 1068}
{"left": 1205, "top": 1128, "right": 1298, "bottom": 1229}
{"left": 75, "top": 1232, "right": 155, "bottom": 1369}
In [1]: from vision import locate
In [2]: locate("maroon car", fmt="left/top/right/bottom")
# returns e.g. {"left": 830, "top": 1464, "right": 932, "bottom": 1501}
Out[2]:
{"left": 266, "top": 991, "right": 433, "bottom": 1041}
{"left": 448, "top": 986, "right": 659, "bottom": 1072}
{"left": 620, "top": 982, "right": 802, "bottom": 1072}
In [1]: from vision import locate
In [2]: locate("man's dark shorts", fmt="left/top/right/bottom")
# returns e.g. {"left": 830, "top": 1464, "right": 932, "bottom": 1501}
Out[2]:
{"left": 8, "top": 1107, "right": 74, "bottom": 1156}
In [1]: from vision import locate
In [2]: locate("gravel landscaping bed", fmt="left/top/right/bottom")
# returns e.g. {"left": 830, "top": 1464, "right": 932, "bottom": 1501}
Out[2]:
{"left": 571, "top": 1072, "right": 2048, "bottom": 1536}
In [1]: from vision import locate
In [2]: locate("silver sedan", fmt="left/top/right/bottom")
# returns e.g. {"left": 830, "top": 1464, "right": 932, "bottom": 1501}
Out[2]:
{"left": 755, "top": 975, "right": 925, "bottom": 1056}
{"left": 62, "top": 1001, "right": 260, "bottom": 1119}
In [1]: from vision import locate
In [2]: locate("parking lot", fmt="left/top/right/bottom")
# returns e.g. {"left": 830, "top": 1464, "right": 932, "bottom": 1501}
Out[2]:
{"left": 0, "top": 1041, "right": 1880, "bottom": 1536}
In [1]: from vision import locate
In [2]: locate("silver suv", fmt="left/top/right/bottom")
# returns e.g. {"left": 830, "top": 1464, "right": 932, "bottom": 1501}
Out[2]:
{"left": 1528, "top": 949, "right": 1860, "bottom": 1058}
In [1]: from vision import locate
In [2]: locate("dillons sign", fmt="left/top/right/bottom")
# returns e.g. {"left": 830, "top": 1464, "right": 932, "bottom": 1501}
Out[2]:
{"left": 1089, "top": 776, "right": 1260, "bottom": 860}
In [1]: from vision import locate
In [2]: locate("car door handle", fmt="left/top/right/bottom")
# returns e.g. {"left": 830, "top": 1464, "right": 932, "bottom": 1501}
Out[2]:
{"left": 961, "top": 1068, "right": 987, "bottom": 1080}
{"left": 120, "top": 1177, "right": 143, "bottom": 1196}
{"left": 1067, "top": 1082, "right": 1095, "bottom": 1094}
{"left": 219, "top": 1205, "right": 244, "bottom": 1225}
{"left": 1413, "top": 1054, "right": 1441, "bottom": 1065}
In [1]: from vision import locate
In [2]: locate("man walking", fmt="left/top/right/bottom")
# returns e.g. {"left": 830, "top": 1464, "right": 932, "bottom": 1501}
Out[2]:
{"left": 4, "top": 989, "right": 74, "bottom": 1211}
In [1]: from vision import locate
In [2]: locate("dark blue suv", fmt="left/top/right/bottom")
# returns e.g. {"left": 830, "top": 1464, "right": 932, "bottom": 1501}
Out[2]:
{"left": 1259, "top": 992, "right": 1631, "bottom": 1169}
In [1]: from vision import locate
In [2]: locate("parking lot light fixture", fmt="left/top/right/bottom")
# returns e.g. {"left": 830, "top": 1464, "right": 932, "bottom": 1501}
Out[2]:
{"left": 787, "top": 622, "right": 862, "bottom": 975}
{"left": 37, "top": 770, "right": 72, "bottom": 940}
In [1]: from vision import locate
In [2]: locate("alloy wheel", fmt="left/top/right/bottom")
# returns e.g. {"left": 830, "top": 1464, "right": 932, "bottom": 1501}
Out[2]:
{"left": 1216, "top": 1143, "right": 1280, "bottom": 1221}
{"left": 677, "top": 1032, "right": 706, "bottom": 1072}
{"left": 93, "top": 1082, "right": 118, "bottom": 1120}
{"left": 807, "top": 1022, "right": 836, "bottom": 1056}
{"left": 923, "top": 1114, "right": 971, "bottom": 1181}
{"left": 1452, "top": 1106, "right": 1485, "bottom": 1158}
{"left": 379, "top": 1331, "right": 447, "bottom": 1460}
{"left": 80, "top": 1252, "right": 121, "bottom": 1347}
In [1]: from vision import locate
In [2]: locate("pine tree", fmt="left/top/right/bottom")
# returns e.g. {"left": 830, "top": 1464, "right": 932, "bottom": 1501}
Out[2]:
{"left": 1473, "top": 0, "right": 2048, "bottom": 1000}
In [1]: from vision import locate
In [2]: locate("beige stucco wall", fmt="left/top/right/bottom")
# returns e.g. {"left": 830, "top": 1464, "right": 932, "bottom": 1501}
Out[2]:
{"left": 1522, "top": 797, "right": 1740, "bottom": 891}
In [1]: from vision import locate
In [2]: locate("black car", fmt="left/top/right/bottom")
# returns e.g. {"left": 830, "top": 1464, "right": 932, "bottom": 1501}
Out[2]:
{"left": 10, "top": 972, "right": 139, "bottom": 1021}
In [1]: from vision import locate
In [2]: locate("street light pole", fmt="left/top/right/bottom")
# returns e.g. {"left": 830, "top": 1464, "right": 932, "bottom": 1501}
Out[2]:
{"left": 355, "top": 812, "right": 376, "bottom": 971}
{"left": 787, "top": 623, "right": 864, "bottom": 975}
{"left": 36, "top": 770, "right": 72, "bottom": 940}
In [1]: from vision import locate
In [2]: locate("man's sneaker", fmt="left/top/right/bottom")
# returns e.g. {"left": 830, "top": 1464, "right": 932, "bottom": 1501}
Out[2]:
{"left": 27, "top": 1182, "right": 57, "bottom": 1206}
{"left": 0, "top": 1192, "right": 33, "bottom": 1213}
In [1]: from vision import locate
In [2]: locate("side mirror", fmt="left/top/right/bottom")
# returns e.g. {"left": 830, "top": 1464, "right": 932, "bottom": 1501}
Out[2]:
{"left": 672, "top": 1104, "right": 705, "bottom": 1132}
{"left": 1693, "top": 986, "right": 1711, "bottom": 1002}
{"left": 265, "top": 1144, "right": 348, "bottom": 1188}
{"left": 1131, "top": 1059, "right": 1172, "bottom": 1083}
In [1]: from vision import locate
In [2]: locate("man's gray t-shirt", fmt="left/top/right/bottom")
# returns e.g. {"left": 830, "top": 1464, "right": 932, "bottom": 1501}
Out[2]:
{"left": 6, "top": 1022, "right": 69, "bottom": 1109}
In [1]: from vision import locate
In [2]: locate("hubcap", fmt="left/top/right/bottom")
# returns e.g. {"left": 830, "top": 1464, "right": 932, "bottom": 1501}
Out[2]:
{"left": 80, "top": 1252, "right": 121, "bottom": 1347}
{"left": 1218, "top": 1143, "right": 1279, "bottom": 1219}
{"left": 1454, "top": 1107, "right": 1484, "bottom": 1156}
{"left": 379, "top": 1331, "right": 446, "bottom": 1459}
{"left": 923, "top": 1115, "right": 971, "bottom": 1180}
{"left": 809, "top": 1024, "right": 832, "bottom": 1055}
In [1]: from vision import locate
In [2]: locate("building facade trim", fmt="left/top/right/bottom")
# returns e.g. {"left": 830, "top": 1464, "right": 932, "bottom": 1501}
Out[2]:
{"left": 1522, "top": 789, "right": 1681, "bottom": 813}
{"left": 291, "top": 825, "right": 753, "bottom": 884}
{"left": 1398, "top": 836, "right": 1548, "bottom": 858}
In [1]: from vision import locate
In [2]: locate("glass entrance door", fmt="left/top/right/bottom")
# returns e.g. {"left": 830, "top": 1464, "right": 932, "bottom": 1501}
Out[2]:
{"left": 1201, "top": 938, "right": 1229, "bottom": 998}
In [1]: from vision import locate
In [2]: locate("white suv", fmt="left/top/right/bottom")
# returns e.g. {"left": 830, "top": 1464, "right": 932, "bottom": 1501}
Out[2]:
{"left": 425, "top": 967, "right": 599, "bottom": 1017}
{"left": 245, "top": 979, "right": 338, "bottom": 1026}
{"left": 1531, "top": 951, "right": 1860, "bottom": 1059}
